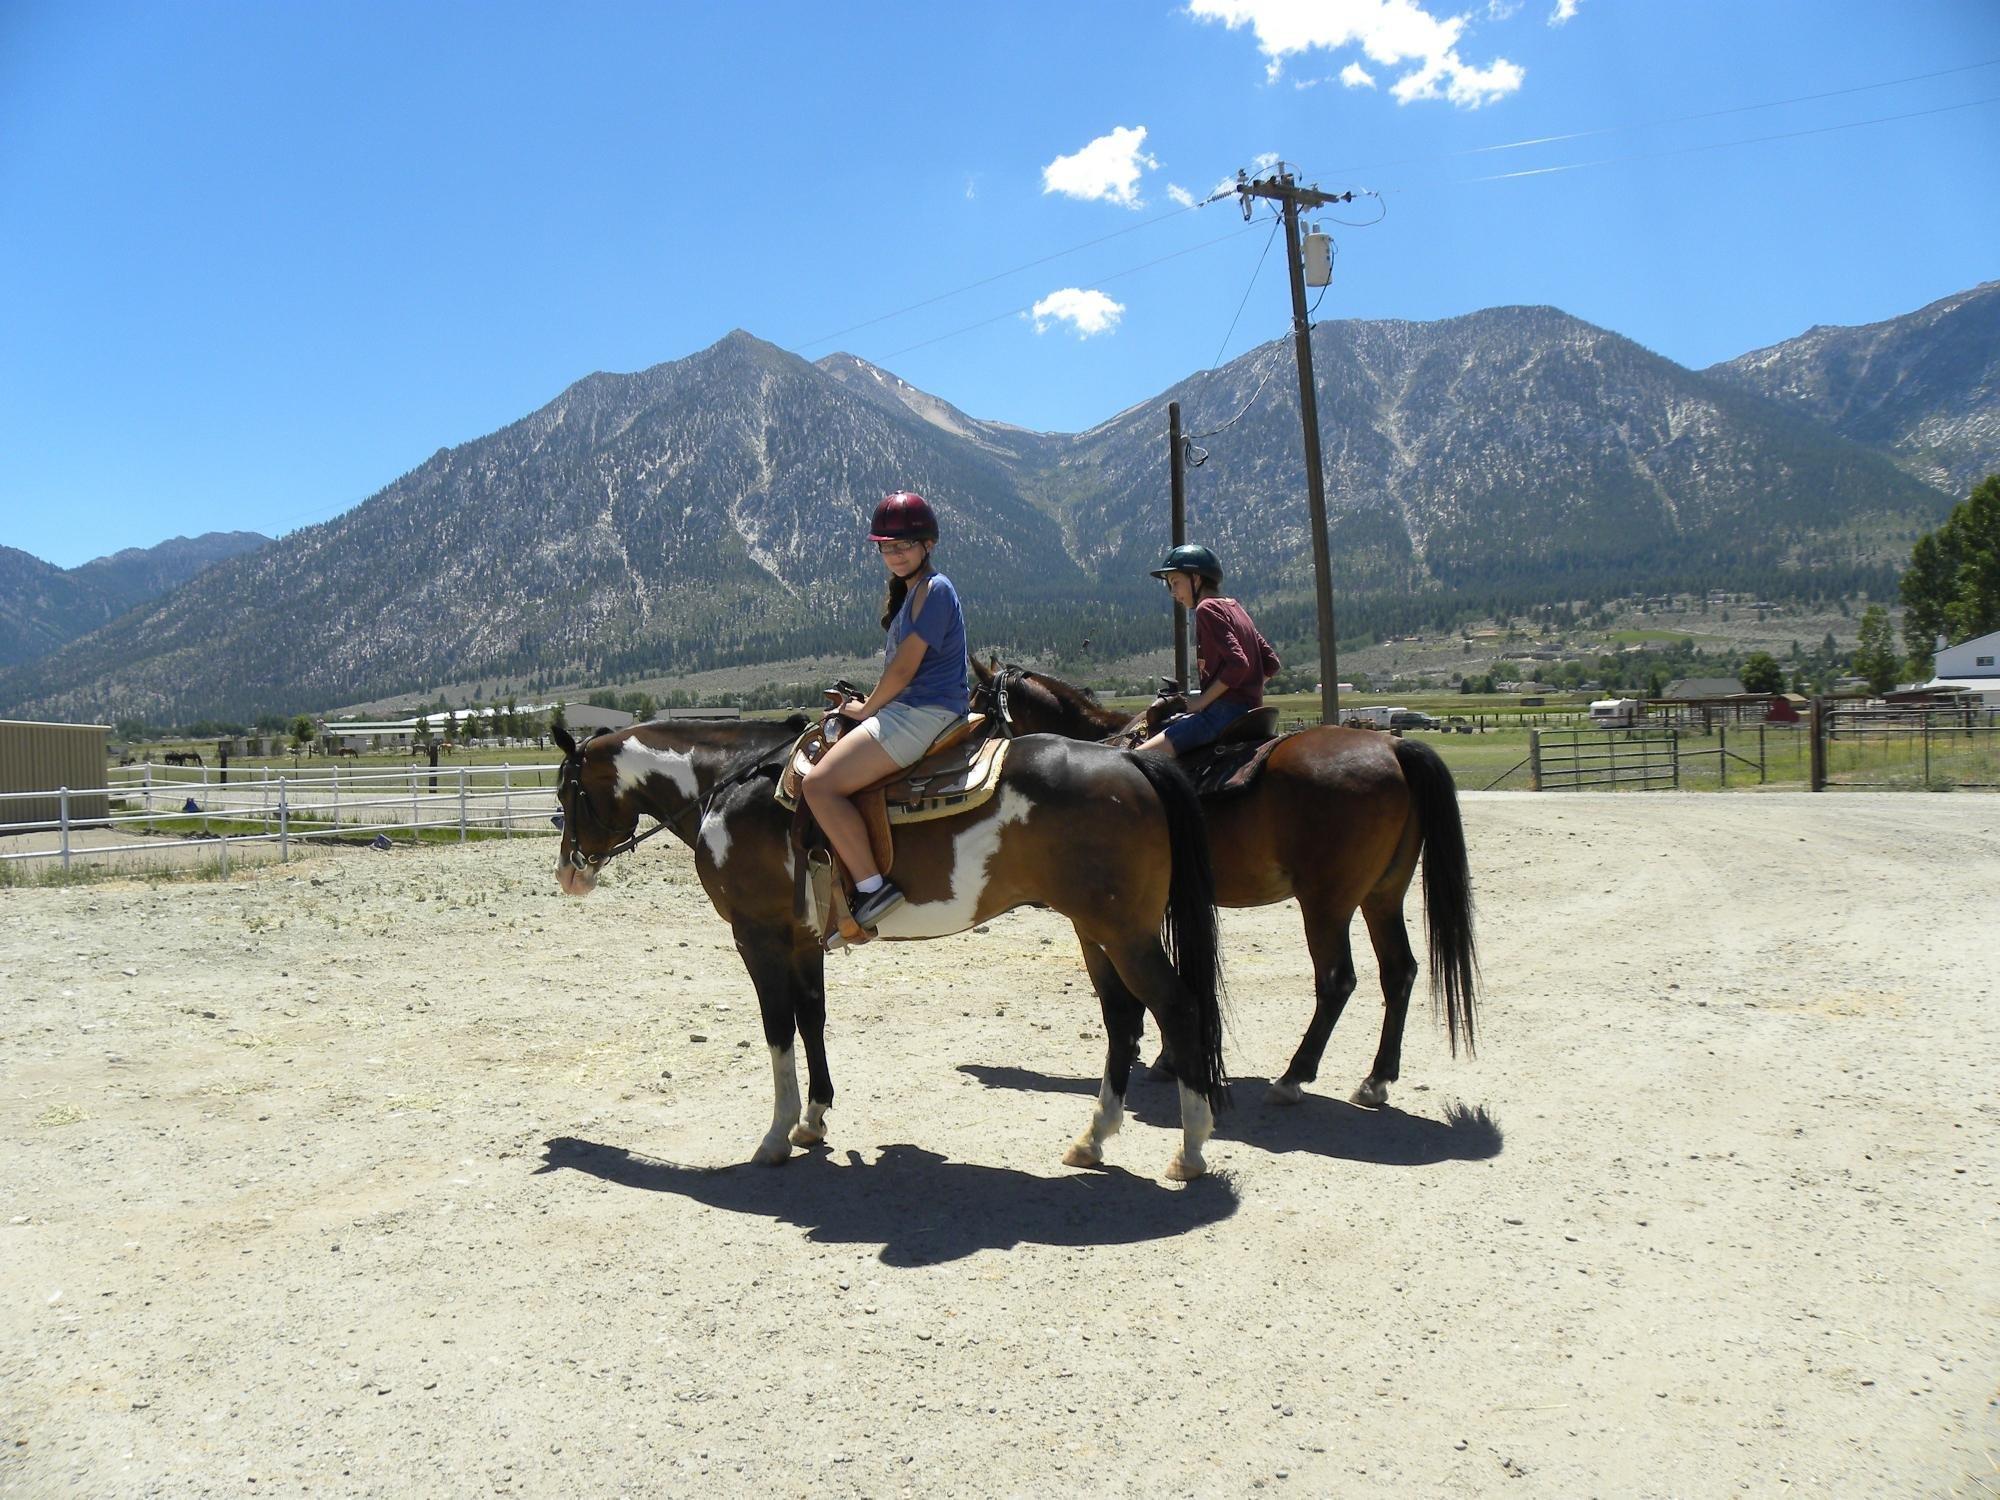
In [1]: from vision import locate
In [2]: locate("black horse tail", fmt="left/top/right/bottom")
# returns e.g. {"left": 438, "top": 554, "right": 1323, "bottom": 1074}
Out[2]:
{"left": 1392, "top": 736, "right": 1480, "bottom": 1056}
{"left": 1128, "top": 752, "right": 1230, "bottom": 1109}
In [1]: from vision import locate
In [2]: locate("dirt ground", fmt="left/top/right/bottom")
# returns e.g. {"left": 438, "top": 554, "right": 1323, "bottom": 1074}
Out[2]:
{"left": 2, "top": 791, "right": 1995, "bottom": 1498}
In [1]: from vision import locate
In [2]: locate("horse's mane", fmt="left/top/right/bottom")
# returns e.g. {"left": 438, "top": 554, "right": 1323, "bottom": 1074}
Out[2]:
{"left": 1018, "top": 668, "right": 1102, "bottom": 711}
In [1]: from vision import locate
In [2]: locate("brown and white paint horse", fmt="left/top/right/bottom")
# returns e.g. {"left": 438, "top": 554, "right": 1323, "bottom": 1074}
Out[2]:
{"left": 976, "top": 661, "right": 1478, "bottom": 1108}
{"left": 551, "top": 718, "right": 1229, "bottom": 1179}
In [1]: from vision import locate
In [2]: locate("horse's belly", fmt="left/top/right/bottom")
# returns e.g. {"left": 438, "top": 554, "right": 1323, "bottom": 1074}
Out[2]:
{"left": 868, "top": 787, "right": 1033, "bottom": 941}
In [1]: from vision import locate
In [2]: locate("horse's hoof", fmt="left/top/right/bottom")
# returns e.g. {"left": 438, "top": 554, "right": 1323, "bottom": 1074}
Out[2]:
{"left": 788, "top": 1122, "right": 825, "bottom": 1147}
{"left": 1165, "top": 1152, "right": 1205, "bottom": 1182}
{"left": 1350, "top": 1079, "right": 1390, "bottom": 1108}
{"left": 1062, "top": 1140, "right": 1103, "bottom": 1169}
{"left": 1267, "top": 1079, "right": 1306, "bottom": 1105}
{"left": 751, "top": 1135, "right": 793, "bottom": 1166}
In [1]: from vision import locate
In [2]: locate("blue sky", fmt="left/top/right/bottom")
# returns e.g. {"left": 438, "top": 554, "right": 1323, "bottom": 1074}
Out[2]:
{"left": 4, "top": 0, "right": 1996, "bottom": 567}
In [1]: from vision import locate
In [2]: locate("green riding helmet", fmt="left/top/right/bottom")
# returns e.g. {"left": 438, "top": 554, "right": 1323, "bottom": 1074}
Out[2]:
{"left": 1149, "top": 543, "right": 1223, "bottom": 585}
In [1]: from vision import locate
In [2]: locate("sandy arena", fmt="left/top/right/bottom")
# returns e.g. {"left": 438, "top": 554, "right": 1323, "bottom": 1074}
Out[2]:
{"left": 2, "top": 791, "right": 1995, "bottom": 1497}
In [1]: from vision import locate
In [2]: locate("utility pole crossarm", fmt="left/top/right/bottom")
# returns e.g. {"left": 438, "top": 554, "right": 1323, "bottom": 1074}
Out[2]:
{"left": 1238, "top": 177, "right": 1355, "bottom": 213}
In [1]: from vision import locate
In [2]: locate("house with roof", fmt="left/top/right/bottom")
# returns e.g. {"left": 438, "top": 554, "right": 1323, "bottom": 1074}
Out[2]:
{"left": 1926, "top": 629, "right": 2000, "bottom": 706}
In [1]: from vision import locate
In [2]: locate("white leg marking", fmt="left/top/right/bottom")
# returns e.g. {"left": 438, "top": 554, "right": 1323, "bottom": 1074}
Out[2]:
{"left": 1063, "top": 1075, "right": 1125, "bottom": 1168}
{"left": 1267, "top": 1078, "right": 1306, "bottom": 1105}
{"left": 870, "top": 787, "right": 1037, "bottom": 941}
{"left": 754, "top": 1044, "right": 800, "bottom": 1166}
{"left": 789, "top": 1097, "right": 828, "bottom": 1147}
{"left": 1166, "top": 1083, "right": 1214, "bottom": 1181}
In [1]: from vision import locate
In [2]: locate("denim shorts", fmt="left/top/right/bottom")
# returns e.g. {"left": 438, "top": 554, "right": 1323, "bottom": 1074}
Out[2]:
{"left": 1162, "top": 698, "right": 1252, "bottom": 754}
{"left": 862, "top": 701, "right": 966, "bottom": 767}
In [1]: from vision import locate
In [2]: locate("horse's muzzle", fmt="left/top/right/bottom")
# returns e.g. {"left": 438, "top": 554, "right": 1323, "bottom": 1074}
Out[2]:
{"left": 555, "top": 860, "right": 598, "bottom": 897}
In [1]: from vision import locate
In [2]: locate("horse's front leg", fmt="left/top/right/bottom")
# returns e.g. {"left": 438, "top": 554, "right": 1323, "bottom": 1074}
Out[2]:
{"left": 1063, "top": 939, "right": 1143, "bottom": 1168}
{"left": 733, "top": 926, "right": 803, "bottom": 1165}
{"left": 787, "top": 943, "right": 833, "bottom": 1148}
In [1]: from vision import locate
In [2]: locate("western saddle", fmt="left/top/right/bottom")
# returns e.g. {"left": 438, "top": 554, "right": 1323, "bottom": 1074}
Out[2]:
{"left": 775, "top": 694, "right": 1009, "bottom": 948}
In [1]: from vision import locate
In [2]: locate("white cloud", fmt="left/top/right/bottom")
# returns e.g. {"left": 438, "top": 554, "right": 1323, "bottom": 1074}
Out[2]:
{"left": 1548, "top": 0, "right": 1581, "bottom": 22}
{"left": 1340, "top": 60, "right": 1377, "bottom": 88}
{"left": 963, "top": 175, "right": 978, "bottom": 200}
{"left": 1041, "top": 126, "right": 1159, "bottom": 209}
{"left": 1167, "top": 182, "right": 1198, "bottom": 207}
{"left": 1188, "top": 0, "right": 1525, "bottom": 108}
{"left": 1486, "top": 0, "right": 1523, "bottom": 18}
{"left": 1030, "top": 288, "right": 1126, "bottom": 337}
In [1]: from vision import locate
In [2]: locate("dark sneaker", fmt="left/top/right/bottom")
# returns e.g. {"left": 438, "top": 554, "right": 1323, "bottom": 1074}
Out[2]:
{"left": 850, "top": 881, "right": 905, "bottom": 929}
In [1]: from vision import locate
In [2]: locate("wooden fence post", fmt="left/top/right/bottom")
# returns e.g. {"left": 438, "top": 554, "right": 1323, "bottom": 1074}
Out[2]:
{"left": 1809, "top": 698, "right": 1827, "bottom": 791}
{"left": 1718, "top": 725, "right": 1728, "bottom": 789}
{"left": 1528, "top": 729, "right": 1542, "bottom": 791}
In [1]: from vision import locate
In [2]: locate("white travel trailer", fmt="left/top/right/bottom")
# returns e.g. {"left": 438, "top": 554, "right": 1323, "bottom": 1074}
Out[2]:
{"left": 1589, "top": 697, "right": 1643, "bottom": 728}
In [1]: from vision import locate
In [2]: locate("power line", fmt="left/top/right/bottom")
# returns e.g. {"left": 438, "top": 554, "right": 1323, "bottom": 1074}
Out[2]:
{"left": 873, "top": 219, "right": 1267, "bottom": 362}
{"left": 793, "top": 197, "right": 1212, "bottom": 352}
{"left": 1208, "top": 209, "right": 1282, "bottom": 369}
{"left": 1445, "top": 93, "right": 2000, "bottom": 188}
{"left": 789, "top": 59, "right": 1997, "bottom": 368}
{"left": 1302, "top": 56, "right": 2000, "bottom": 182}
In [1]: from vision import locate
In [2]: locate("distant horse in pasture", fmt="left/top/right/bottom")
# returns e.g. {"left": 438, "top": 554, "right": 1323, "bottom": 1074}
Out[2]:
{"left": 550, "top": 717, "right": 1229, "bottom": 1180}
{"left": 162, "top": 751, "right": 205, "bottom": 768}
{"left": 975, "top": 659, "right": 1478, "bottom": 1108}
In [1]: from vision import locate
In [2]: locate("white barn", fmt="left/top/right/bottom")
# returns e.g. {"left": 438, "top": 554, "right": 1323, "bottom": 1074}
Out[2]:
{"left": 1926, "top": 629, "right": 2000, "bottom": 706}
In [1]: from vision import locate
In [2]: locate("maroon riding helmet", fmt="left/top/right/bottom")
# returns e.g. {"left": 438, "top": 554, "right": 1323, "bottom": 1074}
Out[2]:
{"left": 869, "top": 490, "right": 939, "bottom": 543}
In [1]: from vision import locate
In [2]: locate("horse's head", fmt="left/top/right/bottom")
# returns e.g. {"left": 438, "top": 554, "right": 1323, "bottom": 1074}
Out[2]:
{"left": 552, "top": 724, "right": 641, "bottom": 897}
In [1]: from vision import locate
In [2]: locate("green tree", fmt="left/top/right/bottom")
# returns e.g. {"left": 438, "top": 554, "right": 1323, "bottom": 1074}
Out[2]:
{"left": 1852, "top": 605, "right": 1901, "bottom": 695}
{"left": 413, "top": 713, "right": 433, "bottom": 747}
{"left": 1739, "top": 652, "right": 1784, "bottom": 695}
{"left": 289, "top": 715, "right": 316, "bottom": 758}
{"left": 1901, "top": 473, "right": 2000, "bottom": 676}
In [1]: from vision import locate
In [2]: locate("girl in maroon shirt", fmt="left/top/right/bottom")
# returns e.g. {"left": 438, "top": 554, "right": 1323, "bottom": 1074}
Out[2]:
{"left": 1137, "top": 544, "right": 1280, "bottom": 757}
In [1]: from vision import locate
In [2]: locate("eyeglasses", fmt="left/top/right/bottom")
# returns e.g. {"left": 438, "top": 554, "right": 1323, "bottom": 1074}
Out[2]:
{"left": 876, "top": 540, "right": 923, "bottom": 556}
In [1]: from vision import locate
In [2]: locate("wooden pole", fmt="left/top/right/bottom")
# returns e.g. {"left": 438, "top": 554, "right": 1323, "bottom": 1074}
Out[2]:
{"left": 1277, "top": 183, "right": 1340, "bottom": 725}
{"left": 1169, "top": 399, "right": 1188, "bottom": 688}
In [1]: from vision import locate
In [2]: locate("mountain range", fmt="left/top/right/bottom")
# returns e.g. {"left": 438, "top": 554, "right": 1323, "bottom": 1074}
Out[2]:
{"left": 2, "top": 281, "right": 1993, "bottom": 726}
{"left": 0, "top": 532, "right": 269, "bottom": 673}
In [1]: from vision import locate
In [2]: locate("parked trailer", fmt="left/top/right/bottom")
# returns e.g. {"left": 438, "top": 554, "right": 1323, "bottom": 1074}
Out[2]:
{"left": 1589, "top": 697, "right": 1643, "bottom": 729}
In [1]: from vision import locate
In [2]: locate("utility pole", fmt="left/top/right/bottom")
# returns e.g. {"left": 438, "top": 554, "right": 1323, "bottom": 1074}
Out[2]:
{"left": 1238, "top": 168, "right": 1353, "bottom": 725}
{"left": 1168, "top": 399, "right": 1188, "bottom": 687}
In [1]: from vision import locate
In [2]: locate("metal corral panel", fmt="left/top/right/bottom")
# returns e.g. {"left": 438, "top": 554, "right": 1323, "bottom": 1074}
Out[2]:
{"left": 0, "top": 720, "right": 111, "bottom": 829}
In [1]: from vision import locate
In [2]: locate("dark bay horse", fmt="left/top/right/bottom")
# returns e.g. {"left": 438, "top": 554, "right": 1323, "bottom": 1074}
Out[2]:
{"left": 975, "top": 660, "right": 1477, "bottom": 1108}
{"left": 551, "top": 718, "right": 1229, "bottom": 1179}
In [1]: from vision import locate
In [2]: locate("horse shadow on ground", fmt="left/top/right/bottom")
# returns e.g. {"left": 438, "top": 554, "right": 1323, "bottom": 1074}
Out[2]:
{"left": 536, "top": 1136, "right": 1238, "bottom": 1268}
{"left": 956, "top": 1065, "right": 1503, "bottom": 1167}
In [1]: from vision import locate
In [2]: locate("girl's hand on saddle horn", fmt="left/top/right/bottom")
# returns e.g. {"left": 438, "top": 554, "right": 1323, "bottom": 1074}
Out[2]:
{"left": 833, "top": 696, "right": 870, "bottom": 723}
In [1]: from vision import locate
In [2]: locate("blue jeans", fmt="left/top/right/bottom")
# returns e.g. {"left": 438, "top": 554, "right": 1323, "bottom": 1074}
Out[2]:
{"left": 1162, "top": 698, "right": 1252, "bottom": 754}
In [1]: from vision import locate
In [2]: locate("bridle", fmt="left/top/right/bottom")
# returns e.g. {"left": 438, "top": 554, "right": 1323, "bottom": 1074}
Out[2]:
{"left": 558, "top": 728, "right": 797, "bottom": 874}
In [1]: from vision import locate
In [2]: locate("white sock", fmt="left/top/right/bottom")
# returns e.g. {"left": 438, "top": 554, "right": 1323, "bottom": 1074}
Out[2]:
{"left": 855, "top": 875, "right": 885, "bottom": 895}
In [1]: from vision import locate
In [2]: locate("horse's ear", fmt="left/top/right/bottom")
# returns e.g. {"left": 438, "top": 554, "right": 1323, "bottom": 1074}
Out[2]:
{"left": 971, "top": 656, "right": 992, "bottom": 685}
{"left": 553, "top": 724, "right": 577, "bottom": 756}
